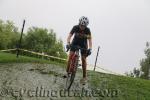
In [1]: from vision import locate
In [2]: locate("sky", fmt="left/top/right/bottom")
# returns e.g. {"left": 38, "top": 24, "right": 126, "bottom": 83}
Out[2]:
{"left": 0, "top": 0, "right": 150, "bottom": 74}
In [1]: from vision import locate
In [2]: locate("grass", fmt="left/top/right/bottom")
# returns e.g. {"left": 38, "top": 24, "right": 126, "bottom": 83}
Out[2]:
{"left": 0, "top": 51, "right": 66, "bottom": 67}
{"left": 88, "top": 71, "right": 150, "bottom": 100}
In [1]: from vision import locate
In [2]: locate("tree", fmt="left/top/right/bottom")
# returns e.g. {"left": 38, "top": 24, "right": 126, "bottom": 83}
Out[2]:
{"left": 0, "top": 19, "right": 20, "bottom": 49}
{"left": 24, "top": 27, "right": 50, "bottom": 52}
{"left": 125, "top": 67, "right": 141, "bottom": 78}
{"left": 125, "top": 71, "right": 134, "bottom": 77}
{"left": 48, "top": 38, "right": 67, "bottom": 58}
{"left": 24, "top": 27, "right": 67, "bottom": 58}
{"left": 140, "top": 42, "right": 150, "bottom": 79}
{"left": 133, "top": 67, "right": 140, "bottom": 78}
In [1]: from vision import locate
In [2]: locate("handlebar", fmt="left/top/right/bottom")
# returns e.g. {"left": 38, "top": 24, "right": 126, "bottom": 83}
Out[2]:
{"left": 66, "top": 45, "right": 90, "bottom": 57}
{"left": 66, "top": 45, "right": 87, "bottom": 52}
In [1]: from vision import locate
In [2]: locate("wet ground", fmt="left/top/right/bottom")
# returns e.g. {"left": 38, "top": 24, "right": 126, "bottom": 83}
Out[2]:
{"left": 0, "top": 63, "right": 91, "bottom": 100}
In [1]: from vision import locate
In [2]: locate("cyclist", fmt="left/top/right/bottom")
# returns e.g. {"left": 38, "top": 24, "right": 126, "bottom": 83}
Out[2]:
{"left": 64, "top": 16, "right": 92, "bottom": 84}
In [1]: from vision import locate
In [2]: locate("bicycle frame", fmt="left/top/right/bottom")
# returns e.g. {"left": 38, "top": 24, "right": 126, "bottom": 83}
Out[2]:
{"left": 69, "top": 50, "right": 79, "bottom": 73}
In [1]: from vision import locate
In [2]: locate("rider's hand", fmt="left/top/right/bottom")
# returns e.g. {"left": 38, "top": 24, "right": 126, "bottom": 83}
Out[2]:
{"left": 66, "top": 43, "right": 71, "bottom": 50}
{"left": 87, "top": 48, "right": 92, "bottom": 56}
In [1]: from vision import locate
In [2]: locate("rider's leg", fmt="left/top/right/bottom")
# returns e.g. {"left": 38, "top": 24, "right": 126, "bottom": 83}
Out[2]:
{"left": 66, "top": 51, "right": 75, "bottom": 73}
{"left": 81, "top": 55, "right": 87, "bottom": 78}
{"left": 63, "top": 51, "right": 74, "bottom": 78}
{"left": 80, "top": 55, "right": 88, "bottom": 84}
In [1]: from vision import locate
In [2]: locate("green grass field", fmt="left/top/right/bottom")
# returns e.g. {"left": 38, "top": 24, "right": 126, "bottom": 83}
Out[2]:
{"left": 0, "top": 51, "right": 66, "bottom": 67}
{"left": 0, "top": 51, "right": 150, "bottom": 100}
{"left": 88, "top": 71, "right": 150, "bottom": 99}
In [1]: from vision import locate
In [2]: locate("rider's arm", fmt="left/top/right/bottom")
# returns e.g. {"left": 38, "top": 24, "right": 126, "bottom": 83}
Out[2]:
{"left": 88, "top": 37, "right": 92, "bottom": 49}
{"left": 67, "top": 33, "right": 73, "bottom": 44}
{"left": 67, "top": 26, "right": 76, "bottom": 44}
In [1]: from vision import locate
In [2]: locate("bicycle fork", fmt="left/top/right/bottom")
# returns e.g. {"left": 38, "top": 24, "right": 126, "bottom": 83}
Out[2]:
{"left": 69, "top": 51, "right": 80, "bottom": 73}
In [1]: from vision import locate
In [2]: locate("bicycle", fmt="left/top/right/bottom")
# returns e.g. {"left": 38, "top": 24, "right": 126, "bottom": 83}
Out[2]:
{"left": 65, "top": 45, "right": 88, "bottom": 90}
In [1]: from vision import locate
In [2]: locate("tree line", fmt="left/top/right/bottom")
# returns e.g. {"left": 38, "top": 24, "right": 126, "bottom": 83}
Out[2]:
{"left": 0, "top": 19, "right": 67, "bottom": 59}
{"left": 125, "top": 42, "right": 150, "bottom": 80}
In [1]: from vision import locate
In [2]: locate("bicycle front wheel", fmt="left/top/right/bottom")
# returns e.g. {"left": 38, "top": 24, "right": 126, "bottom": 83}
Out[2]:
{"left": 65, "top": 57, "right": 78, "bottom": 90}
{"left": 65, "top": 72, "right": 75, "bottom": 90}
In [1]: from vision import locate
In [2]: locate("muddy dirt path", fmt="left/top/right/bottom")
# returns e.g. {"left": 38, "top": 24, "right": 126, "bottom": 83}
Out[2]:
{"left": 0, "top": 63, "right": 92, "bottom": 100}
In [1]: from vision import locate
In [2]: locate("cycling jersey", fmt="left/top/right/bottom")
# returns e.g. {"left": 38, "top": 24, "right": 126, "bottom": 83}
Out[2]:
{"left": 70, "top": 25, "right": 91, "bottom": 49}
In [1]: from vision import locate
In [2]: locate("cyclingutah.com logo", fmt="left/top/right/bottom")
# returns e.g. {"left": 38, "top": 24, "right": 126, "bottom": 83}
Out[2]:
{"left": 0, "top": 86, "right": 119, "bottom": 98}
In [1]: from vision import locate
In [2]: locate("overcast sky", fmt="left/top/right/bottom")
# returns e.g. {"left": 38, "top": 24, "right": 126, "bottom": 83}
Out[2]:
{"left": 0, "top": 0, "right": 150, "bottom": 74}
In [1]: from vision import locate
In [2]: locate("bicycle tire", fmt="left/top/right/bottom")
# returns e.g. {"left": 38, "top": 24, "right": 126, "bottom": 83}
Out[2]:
{"left": 65, "top": 55, "right": 78, "bottom": 90}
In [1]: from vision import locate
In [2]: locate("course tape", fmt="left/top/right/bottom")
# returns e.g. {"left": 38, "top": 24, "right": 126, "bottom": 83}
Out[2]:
{"left": 96, "top": 66, "right": 124, "bottom": 76}
{"left": 20, "top": 49, "right": 67, "bottom": 61}
{"left": 0, "top": 49, "right": 16, "bottom": 52}
{"left": 0, "top": 48, "right": 67, "bottom": 61}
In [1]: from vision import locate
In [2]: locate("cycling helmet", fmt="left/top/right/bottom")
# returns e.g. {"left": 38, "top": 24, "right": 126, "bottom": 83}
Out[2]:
{"left": 79, "top": 16, "right": 89, "bottom": 26}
